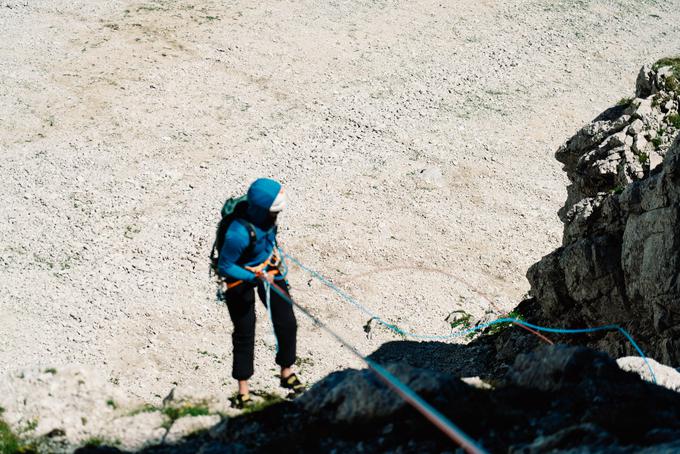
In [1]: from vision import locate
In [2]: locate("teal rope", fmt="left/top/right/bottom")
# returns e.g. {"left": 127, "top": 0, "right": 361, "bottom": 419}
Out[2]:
{"left": 264, "top": 281, "right": 280, "bottom": 353}
{"left": 281, "top": 251, "right": 658, "bottom": 384}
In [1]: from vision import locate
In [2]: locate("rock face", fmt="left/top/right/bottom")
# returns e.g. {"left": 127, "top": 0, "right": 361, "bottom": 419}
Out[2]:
{"left": 556, "top": 60, "right": 680, "bottom": 221}
{"left": 527, "top": 60, "right": 680, "bottom": 366}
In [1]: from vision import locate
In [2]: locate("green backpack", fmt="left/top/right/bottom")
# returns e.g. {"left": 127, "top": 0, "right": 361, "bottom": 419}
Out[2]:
{"left": 209, "top": 195, "right": 256, "bottom": 276}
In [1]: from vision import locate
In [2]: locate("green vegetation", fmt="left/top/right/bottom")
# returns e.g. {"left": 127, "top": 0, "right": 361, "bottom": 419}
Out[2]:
{"left": 242, "top": 392, "right": 283, "bottom": 415}
{"left": 638, "top": 152, "right": 649, "bottom": 165}
{"left": 162, "top": 404, "right": 210, "bottom": 421}
{"left": 653, "top": 56, "right": 680, "bottom": 73}
{"left": 82, "top": 437, "right": 120, "bottom": 448}
{"left": 668, "top": 113, "right": 680, "bottom": 129}
{"left": 652, "top": 127, "right": 667, "bottom": 150}
{"left": 610, "top": 185, "right": 625, "bottom": 195}
{"left": 617, "top": 97, "right": 633, "bottom": 107}
{"left": 21, "top": 419, "right": 37, "bottom": 434}
{"left": 0, "top": 418, "right": 20, "bottom": 454}
{"left": 150, "top": 403, "right": 212, "bottom": 430}
{"left": 294, "top": 356, "right": 315, "bottom": 370}
{"left": 105, "top": 399, "right": 117, "bottom": 410}
{"left": 485, "top": 310, "right": 526, "bottom": 336}
{"left": 446, "top": 310, "right": 473, "bottom": 331}
{"left": 653, "top": 57, "right": 680, "bottom": 94}
{"left": 0, "top": 416, "right": 39, "bottom": 454}
{"left": 444, "top": 310, "right": 478, "bottom": 340}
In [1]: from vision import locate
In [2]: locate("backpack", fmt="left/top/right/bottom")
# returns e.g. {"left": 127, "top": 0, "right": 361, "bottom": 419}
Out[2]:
{"left": 209, "top": 195, "right": 257, "bottom": 276}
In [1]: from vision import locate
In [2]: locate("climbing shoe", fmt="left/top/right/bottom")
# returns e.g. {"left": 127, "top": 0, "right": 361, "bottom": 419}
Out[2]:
{"left": 280, "top": 373, "right": 305, "bottom": 395}
{"left": 231, "top": 393, "right": 252, "bottom": 409}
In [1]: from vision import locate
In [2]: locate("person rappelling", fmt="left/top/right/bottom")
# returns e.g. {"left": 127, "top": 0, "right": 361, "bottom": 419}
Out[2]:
{"left": 210, "top": 178, "right": 304, "bottom": 408}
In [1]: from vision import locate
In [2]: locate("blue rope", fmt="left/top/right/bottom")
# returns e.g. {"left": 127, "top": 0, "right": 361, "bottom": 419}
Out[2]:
{"left": 281, "top": 251, "right": 658, "bottom": 384}
{"left": 264, "top": 281, "right": 280, "bottom": 353}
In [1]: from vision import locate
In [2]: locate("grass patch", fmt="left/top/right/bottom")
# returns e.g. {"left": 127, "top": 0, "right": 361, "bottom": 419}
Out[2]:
{"left": 159, "top": 403, "right": 211, "bottom": 430}
{"left": 617, "top": 97, "right": 633, "bottom": 107}
{"left": 241, "top": 392, "right": 283, "bottom": 415}
{"left": 446, "top": 310, "right": 473, "bottom": 331}
{"left": 638, "top": 152, "right": 649, "bottom": 165}
{"left": 0, "top": 418, "right": 20, "bottom": 454}
{"left": 106, "top": 399, "right": 117, "bottom": 410}
{"left": 653, "top": 56, "right": 680, "bottom": 73}
{"left": 0, "top": 417, "right": 40, "bottom": 453}
{"left": 668, "top": 113, "right": 680, "bottom": 129}
{"left": 162, "top": 404, "right": 210, "bottom": 421}
{"left": 445, "top": 310, "right": 477, "bottom": 340}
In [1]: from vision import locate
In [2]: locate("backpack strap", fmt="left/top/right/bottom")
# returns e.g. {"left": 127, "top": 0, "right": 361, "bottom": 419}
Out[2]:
{"left": 239, "top": 220, "right": 257, "bottom": 255}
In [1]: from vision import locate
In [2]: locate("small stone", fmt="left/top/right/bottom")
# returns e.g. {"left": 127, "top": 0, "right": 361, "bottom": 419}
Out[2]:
{"left": 632, "top": 135, "right": 648, "bottom": 154}
{"left": 649, "top": 151, "right": 663, "bottom": 171}
{"left": 634, "top": 98, "right": 653, "bottom": 119}
{"left": 628, "top": 119, "right": 644, "bottom": 135}
{"left": 417, "top": 167, "right": 445, "bottom": 188}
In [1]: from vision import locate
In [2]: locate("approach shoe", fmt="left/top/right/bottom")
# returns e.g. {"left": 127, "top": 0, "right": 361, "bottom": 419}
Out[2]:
{"left": 230, "top": 393, "right": 252, "bottom": 409}
{"left": 280, "top": 373, "right": 305, "bottom": 395}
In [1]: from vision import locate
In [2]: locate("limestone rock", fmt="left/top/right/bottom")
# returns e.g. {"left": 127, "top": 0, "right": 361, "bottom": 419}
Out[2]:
{"left": 635, "top": 64, "right": 655, "bottom": 98}
{"left": 528, "top": 126, "right": 680, "bottom": 365}
{"left": 556, "top": 62, "right": 680, "bottom": 220}
{"left": 617, "top": 356, "right": 680, "bottom": 392}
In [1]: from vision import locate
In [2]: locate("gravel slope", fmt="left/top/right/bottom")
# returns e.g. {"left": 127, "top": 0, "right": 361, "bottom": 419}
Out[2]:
{"left": 1, "top": 0, "right": 680, "bottom": 444}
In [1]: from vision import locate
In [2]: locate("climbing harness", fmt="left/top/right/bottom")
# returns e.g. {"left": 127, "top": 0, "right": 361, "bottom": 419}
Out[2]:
{"left": 224, "top": 248, "right": 284, "bottom": 290}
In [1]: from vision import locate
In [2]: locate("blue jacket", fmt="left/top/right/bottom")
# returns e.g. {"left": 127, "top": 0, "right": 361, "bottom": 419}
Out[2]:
{"left": 217, "top": 179, "right": 284, "bottom": 282}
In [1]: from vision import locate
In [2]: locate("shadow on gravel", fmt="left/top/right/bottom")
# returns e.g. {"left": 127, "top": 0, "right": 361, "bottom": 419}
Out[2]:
{"left": 368, "top": 338, "right": 495, "bottom": 378}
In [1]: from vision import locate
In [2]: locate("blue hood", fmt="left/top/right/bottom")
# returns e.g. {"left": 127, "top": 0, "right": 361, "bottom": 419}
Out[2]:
{"left": 247, "top": 178, "right": 282, "bottom": 227}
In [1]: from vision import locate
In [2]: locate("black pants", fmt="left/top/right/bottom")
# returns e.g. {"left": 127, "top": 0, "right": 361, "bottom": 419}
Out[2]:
{"left": 225, "top": 280, "right": 297, "bottom": 380}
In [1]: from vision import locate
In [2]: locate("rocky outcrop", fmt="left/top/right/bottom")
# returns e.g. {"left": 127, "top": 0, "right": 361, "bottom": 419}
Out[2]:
{"left": 556, "top": 59, "right": 680, "bottom": 221}
{"left": 526, "top": 59, "right": 680, "bottom": 365}
{"left": 81, "top": 345, "right": 680, "bottom": 453}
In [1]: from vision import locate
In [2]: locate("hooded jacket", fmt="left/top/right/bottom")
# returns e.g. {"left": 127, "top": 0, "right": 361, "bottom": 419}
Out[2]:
{"left": 217, "top": 178, "right": 284, "bottom": 282}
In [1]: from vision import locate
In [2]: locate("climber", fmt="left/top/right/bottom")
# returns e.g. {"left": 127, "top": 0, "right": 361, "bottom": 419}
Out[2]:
{"left": 215, "top": 178, "right": 304, "bottom": 409}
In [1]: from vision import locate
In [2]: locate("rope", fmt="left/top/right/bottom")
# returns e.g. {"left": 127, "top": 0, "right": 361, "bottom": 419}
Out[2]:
{"left": 263, "top": 278, "right": 488, "bottom": 454}
{"left": 280, "top": 251, "right": 657, "bottom": 384}
{"left": 264, "top": 281, "right": 279, "bottom": 353}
